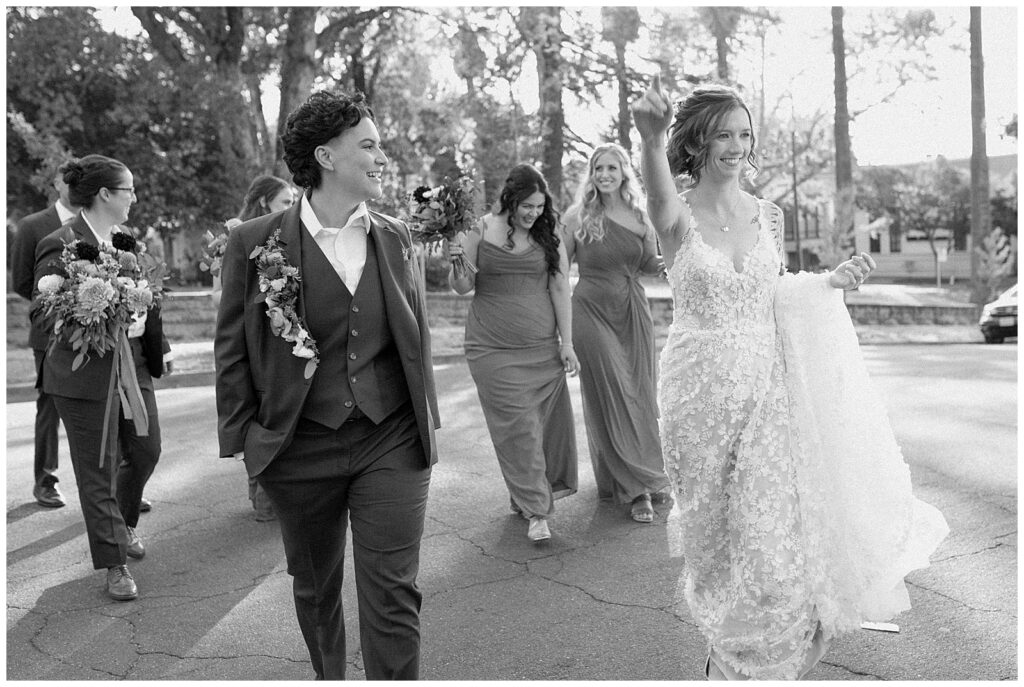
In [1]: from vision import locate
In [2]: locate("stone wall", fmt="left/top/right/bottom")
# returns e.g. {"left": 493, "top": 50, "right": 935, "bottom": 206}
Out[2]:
{"left": 7, "top": 288, "right": 979, "bottom": 348}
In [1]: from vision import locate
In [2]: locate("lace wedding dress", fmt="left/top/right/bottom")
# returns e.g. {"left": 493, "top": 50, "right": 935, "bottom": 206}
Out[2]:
{"left": 659, "top": 198, "right": 948, "bottom": 679}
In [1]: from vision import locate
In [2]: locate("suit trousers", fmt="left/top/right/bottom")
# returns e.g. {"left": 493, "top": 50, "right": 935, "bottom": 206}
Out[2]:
{"left": 51, "top": 394, "right": 128, "bottom": 570}
{"left": 116, "top": 367, "right": 161, "bottom": 529}
{"left": 32, "top": 349, "right": 61, "bottom": 488}
{"left": 257, "top": 403, "right": 431, "bottom": 681}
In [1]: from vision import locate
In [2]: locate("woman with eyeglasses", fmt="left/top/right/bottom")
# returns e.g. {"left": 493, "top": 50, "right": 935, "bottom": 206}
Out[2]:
{"left": 31, "top": 154, "right": 170, "bottom": 601}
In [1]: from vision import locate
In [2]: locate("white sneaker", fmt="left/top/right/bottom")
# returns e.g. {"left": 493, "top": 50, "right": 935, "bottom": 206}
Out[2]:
{"left": 527, "top": 517, "right": 550, "bottom": 542}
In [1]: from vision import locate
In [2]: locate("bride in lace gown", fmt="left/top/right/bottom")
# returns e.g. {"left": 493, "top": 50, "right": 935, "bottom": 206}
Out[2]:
{"left": 632, "top": 77, "right": 949, "bottom": 680}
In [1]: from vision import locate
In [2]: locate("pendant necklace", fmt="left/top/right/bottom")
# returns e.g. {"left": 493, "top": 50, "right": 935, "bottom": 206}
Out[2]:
{"left": 706, "top": 193, "right": 744, "bottom": 233}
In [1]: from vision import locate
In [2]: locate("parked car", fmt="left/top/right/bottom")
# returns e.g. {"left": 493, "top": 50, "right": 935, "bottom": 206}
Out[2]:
{"left": 979, "top": 283, "right": 1017, "bottom": 344}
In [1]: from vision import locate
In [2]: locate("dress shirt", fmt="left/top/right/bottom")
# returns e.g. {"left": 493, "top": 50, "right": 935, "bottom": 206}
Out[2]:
{"left": 300, "top": 194, "right": 369, "bottom": 295}
{"left": 54, "top": 199, "right": 75, "bottom": 224}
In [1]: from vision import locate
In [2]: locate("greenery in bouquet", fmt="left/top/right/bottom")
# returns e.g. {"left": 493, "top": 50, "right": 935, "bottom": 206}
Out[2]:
{"left": 36, "top": 233, "right": 163, "bottom": 371}
{"left": 407, "top": 175, "right": 479, "bottom": 276}
{"left": 199, "top": 223, "right": 231, "bottom": 278}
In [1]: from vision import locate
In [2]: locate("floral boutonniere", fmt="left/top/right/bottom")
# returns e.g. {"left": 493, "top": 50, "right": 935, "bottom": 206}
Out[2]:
{"left": 249, "top": 228, "right": 319, "bottom": 379}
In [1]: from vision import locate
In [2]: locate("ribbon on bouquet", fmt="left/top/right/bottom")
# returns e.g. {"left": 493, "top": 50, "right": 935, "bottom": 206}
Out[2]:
{"left": 98, "top": 331, "right": 149, "bottom": 468}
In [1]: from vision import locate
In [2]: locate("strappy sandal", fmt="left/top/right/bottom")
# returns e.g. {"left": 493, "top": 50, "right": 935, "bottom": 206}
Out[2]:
{"left": 630, "top": 493, "right": 654, "bottom": 523}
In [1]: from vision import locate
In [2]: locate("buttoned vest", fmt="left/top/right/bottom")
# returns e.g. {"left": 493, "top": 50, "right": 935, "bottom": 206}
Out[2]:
{"left": 298, "top": 226, "right": 410, "bottom": 428}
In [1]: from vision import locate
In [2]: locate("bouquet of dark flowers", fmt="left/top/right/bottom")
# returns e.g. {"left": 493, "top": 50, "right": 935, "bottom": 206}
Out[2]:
{"left": 36, "top": 233, "right": 162, "bottom": 370}
{"left": 36, "top": 232, "right": 164, "bottom": 460}
{"left": 407, "top": 175, "right": 479, "bottom": 278}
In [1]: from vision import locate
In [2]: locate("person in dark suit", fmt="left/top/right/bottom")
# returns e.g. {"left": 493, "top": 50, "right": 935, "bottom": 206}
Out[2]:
{"left": 215, "top": 90, "right": 440, "bottom": 680}
{"left": 12, "top": 161, "right": 79, "bottom": 508}
{"left": 32, "top": 154, "right": 169, "bottom": 601}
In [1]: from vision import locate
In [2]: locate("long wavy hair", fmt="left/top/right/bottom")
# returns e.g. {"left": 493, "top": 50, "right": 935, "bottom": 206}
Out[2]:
{"left": 237, "top": 175, "right": 291, "bottom": 222}
{"left": 667, "top": 84, "right": 759, "bottom": 188}
{"left": 567, "top": 143, "right": 647, "bottom": 243}
{"left": 496, "top": 164, "right": 562, "bottom": 277}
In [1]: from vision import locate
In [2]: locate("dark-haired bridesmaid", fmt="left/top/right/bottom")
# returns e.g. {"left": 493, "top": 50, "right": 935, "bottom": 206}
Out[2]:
{"left": 447, "top": 163, "right": 579, "bottom": 543}
{"left": 31, "top": 154, "right": 170, "bottom": 601}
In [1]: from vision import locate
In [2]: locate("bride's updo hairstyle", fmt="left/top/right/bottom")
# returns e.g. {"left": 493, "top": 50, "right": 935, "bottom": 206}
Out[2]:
{"left": 496, "top": 163, "right": 562, "bottom": 277}
{"left": 62, "top": 155, "right": 129, "bottom": 208}
{"left": 666, "top": 84, "right": 759, "bottom": 188}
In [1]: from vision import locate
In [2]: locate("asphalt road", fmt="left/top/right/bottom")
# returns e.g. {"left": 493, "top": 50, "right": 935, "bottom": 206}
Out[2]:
{"left": 5, "top": 344, "right": 1017, "bottom": 680}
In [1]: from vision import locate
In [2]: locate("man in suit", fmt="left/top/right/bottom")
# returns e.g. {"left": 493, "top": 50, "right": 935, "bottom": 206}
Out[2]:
{"left": 215, "top": 91, "right": 439, "bottom": 680}
{"left": 11, "top": 162, "right": 78, "bottom": 508}
{"left": 33, "top": 210, "right": 169, "bottom": 600}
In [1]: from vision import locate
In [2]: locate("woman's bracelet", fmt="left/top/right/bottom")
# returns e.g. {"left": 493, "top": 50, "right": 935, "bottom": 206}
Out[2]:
{"left": 559, "top": 342, "right": 574, "bottom": 348}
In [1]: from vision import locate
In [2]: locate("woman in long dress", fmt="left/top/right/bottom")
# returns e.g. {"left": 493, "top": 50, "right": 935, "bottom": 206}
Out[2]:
{"left": 448, "top": 164, "right": 579, "bottom": 543}
{"left": 563, "top": 144, "right": 670, "bottom": 523}
{"left": 632, "top": 76, "right": 949, "bottom": 679}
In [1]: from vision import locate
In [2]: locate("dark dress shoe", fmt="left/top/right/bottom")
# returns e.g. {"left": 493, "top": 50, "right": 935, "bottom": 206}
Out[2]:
{"left": 139, "top": 497, "right": 152, "bottom": 513}
{"left": 106, "top": 565, "right": 138, "bottom": 600}
{"left": 33, "top": 484, "right": 66, "bottom": 508}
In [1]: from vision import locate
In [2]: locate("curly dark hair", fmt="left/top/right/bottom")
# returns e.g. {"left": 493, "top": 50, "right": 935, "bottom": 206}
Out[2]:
{"left": 62, "top": 154, "right": 130, "bottom": 209}
{"left": 496, "top": 164, "right": 562, "bottom": 277}
{"left": 281, "top": 91, "right": 376, "bottom": 190}
{"left": 667, "top": 84, "right": 759, "bottom": 187}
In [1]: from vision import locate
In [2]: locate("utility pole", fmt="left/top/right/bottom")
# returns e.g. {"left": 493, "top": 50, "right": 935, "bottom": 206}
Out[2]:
{"left": 791, "top": 130, "right": 803, "bottom": 270}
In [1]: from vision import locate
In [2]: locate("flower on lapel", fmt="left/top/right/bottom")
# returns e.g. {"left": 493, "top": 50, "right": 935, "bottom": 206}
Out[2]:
{"left": 251, "top": 228, "right": 320, "bottom": 379}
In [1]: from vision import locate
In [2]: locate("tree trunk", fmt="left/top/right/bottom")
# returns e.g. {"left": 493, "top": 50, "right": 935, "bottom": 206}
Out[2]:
{"left": 830, "top": 6, "right": 855, "bottom": 267}
{"left": 276, "top": 7, "right": 318, "bottom": 178}
{"left": 521, "top": 7, "right": 565, "bottom": 198}
{"left": 969, "top": 6, "right": 992, "bottom": 304}
{"left": 614, "top": 43, "right": 631, "bottom": 151}
{"left": 601, "top": 7, "right": 640, "bottom": 153}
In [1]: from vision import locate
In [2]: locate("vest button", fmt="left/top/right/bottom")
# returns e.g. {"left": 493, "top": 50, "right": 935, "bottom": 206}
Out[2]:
{"left": 349, "top": 353, "right": 357, "bottom": 360}
{"left": 351, "top": 329, "right": 359, "bottom": 337}
{"left": 351, "top": 376, "right": 357, "bottom": 384}
{"left": 352, "top": 305, "right": 360, "bottom": 313}
{"left": 344, "top": 400, "right": 354, "bottom": 408}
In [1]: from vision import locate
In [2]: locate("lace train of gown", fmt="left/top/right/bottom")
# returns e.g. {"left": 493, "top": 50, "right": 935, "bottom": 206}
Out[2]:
{"left": 658, "top": 199, "right": 948, "bottom": 679}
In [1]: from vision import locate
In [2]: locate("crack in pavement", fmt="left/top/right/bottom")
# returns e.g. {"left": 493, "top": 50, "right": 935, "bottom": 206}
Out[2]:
{"left": 818, "top": 659, "right": 885, "bottom": 680}
{"left": 906, "top": 579, "right": 1013, "bottom": 617}
{"left": 932, "top": 540, "right": 1010, "bottom": 563}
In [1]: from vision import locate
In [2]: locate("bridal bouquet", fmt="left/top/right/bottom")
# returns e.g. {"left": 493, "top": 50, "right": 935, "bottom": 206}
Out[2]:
{"left": 407, "top": 175, "right": 479, "bottom": 278}
{"left": 36, "top": 233, "right": 162, "bottom": 371}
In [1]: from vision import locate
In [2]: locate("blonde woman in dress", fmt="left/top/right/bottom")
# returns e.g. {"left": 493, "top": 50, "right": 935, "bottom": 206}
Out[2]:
{"left": 632, "top": 76, "right": 949, "bottom": 680}
{"left": 563, "top": 144, "right": 670, "bottom": 523}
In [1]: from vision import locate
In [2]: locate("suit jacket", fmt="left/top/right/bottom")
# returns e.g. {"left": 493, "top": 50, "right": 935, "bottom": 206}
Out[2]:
{"left": 31, "top": 214, "right": 168, "bottom": 399}
{"left": 13, "top": 206, "right": 64, "bottom": 349}
{"left": 214, "top": 202, "right": 440, "bottom": 478}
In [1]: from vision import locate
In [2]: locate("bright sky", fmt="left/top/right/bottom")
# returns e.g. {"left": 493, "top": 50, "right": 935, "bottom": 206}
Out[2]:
{"left": 96, "top": 5, "right": 1018, "bottom": 167}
